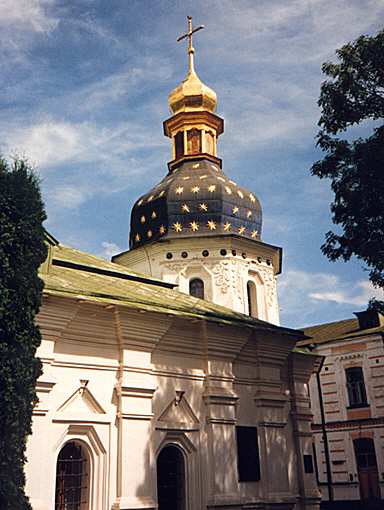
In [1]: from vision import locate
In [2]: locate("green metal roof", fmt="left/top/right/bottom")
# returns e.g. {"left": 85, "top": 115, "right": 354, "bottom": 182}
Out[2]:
{"left": 41, "top": 237, "right": 304, "bottom": 338}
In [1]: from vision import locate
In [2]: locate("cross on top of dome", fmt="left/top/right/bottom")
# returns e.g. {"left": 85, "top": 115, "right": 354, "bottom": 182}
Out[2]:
{"left": 176, "top": 16, "right": 205, "bottom": 76}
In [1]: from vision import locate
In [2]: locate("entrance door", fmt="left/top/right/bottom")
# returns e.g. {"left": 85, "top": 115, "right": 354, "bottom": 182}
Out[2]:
{"left": 157, "top": 445, "right": 186, "bottom": 510}
{"left": 354, "top": 438, "right": 381, "bottom": 500}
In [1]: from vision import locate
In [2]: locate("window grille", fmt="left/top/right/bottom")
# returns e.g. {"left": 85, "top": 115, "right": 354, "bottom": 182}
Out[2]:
{"left": 55, "top": 442, "right": 88, "bottom": 510}
{"left": 346, "top": 367, "right": 367, "bottom": 407}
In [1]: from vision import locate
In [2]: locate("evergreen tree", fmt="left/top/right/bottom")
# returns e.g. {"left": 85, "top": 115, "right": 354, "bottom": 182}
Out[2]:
{"left": 311, "top": 29, "right": 384, "bottom": 307}
{"left": 0, "top": 157, "right": 47, "bottom": 509}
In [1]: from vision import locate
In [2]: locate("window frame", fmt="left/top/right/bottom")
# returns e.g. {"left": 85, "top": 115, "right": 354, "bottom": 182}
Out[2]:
{"left": 345, "top": 366, "right": 368, "bottom": 409}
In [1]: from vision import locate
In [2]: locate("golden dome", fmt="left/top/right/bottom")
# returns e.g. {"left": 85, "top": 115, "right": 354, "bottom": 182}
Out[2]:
{"left": 168, "top": 69, "right": 217, "bottom": 114}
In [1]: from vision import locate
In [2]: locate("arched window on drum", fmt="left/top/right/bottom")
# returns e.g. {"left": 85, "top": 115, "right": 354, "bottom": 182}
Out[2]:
{"left": 55, "top": 441, "right": 89, "bottom": 510}
{"left": 247, "top": 272, "right": 267, "bottom": 320}
{"left": 189, "top": 278, "right": 204, "bottom": 299}
{"left": 247, "top": 281, "right": 257, "bottom": 318}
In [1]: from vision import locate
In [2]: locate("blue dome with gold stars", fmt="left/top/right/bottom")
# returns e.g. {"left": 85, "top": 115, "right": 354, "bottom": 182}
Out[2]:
{"left": 129, "top": 158, "right": 262, "bottom": 249}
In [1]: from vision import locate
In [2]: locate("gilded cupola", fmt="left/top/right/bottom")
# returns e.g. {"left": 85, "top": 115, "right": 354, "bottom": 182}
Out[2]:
{"left": 168, "top": 16, "right": 217, "bottom": 115}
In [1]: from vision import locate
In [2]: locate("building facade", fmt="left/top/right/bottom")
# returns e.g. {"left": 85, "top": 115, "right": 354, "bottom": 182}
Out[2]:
{"left": 25, "top": 19, "right": 322, "bottom": 510}
{"left": 299, "top": 310, "right": 384, "bottom": 507}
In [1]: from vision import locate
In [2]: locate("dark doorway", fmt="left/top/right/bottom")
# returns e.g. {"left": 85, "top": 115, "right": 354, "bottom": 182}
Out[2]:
{"left": 354, "top": 438, "right": 380, "bottom": 501}
{"left": 157, "top": 445, "right": 186, "bottom": 510}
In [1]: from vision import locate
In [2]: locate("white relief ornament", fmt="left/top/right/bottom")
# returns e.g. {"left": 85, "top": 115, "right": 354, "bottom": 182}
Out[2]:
{"left": 211, "top": 261, "right": 243, "bottom": 303}
{"left": 257, "top": 266, "right": 277, "bottom": 308}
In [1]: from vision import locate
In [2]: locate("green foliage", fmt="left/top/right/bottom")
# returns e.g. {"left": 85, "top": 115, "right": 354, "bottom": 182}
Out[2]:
{"left": 0, "top": 157, "right": 47, "bottom": 510}
{"left": 311, "top": 30, "right": 384, "bottom": 305}
{"left": 367, "top": 297, "right": 384, "bottom": 315}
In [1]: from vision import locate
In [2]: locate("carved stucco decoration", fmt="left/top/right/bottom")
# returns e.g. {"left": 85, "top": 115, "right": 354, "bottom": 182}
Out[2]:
{"left": 210, "top": 260, "right": 244, "bottom": 303}
{"left": 257, "top": 266, "right": 277, "bottom": 309}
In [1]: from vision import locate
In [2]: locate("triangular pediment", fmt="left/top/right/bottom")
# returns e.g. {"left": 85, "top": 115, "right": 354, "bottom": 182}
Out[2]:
{"left": 57, "top": 382, "right": 105, "bottom": 415}
{"left": 158, "top": 393, "right": 198, "bottom": 425}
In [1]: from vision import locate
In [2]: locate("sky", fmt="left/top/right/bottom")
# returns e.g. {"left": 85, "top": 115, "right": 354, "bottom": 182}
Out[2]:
{"left": 1, "top": 0, "right": 383, "bottom": 328}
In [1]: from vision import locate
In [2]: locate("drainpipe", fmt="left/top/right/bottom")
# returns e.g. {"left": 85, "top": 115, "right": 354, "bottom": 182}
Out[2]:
{"left": 316, "top": 370, "right": 333, "bottom": 501}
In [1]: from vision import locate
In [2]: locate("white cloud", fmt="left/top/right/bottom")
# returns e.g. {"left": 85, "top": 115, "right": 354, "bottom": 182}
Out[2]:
{"left": 100, "top": 241, "right": 121, "bottom": 260}
{"left": 49, "top": 186, "right": 89, "bottom": 209}
{"left": 0, "top": 0, "right": 58, "bottom": 33}
{"left": 3, "top": 119, "right": 165, "bottom": 169}
{"left": 0, "top": 0, "right": 58, "bottom": 64}
{"left": 310, "top": 280, "right": 383, "bottom": 306}
{"left": 278, "top": 269, "right": 383, "bottom": 327}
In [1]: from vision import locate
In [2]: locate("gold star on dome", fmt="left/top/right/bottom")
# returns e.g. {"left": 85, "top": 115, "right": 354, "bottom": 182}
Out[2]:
{"left": 229, "top": 180, "right": 237, "bottom": 186}
{"left": 237, "top": 190, "right": 244, "bottom": 199}
{"left": 251, "top": 230, "right": 258, "bottom": 238}
{"left": 192, "top": 163, "right": 200, "bottom": 168}
{"left": 183, "top": 176, "right": 191, "bottom": 180}
{"left": 238, "top": 226, "right": 246, "bottom": 235}
{"left": 147, "top": 230, "right": 153, "bottom": 238}
{"left": 210, "top": 164, "right": 218, "bottom": 171}
{"left": 159, "top": 225, "right": 166, "bottom": 235}
{"left": 147, "top": 195, "right": 154, "bottom": 202}
{"left": 191, "top": 185, "right": 200, "bottom": 193}
{"left": 140, "top": 215, "right": 146, "bottom": 224}
{"left": 223, "top": 222, "right": 231, "bottom": 232}
{"left": 247, "top": 210, "right": 252, "bottom": 218}
{"left": 199, "top": 174, "right": 208, "bottom": 180}
{"left": 208, "top": 185, "right": 216, "bottom": 193}
{"left": 249, "top": 193, "right": 256, "bottom": 203}
{"left": 190, "top": 221, "right": 199, "bottom": 231}
{"left": 225, "top": 186, "right": 232, "bottom": 195}
{"left": 181, "top": 203, "right": 190, "bottom": 213}
{"left": 176, "top": 186, "right": 184, "bottom": 195}
{"left": 137, "top": 199, "right": 144, "bottom": 206}
{"left": 151, "top": 211, "right": 157, "bottom": 219}
{"left": 135, "top": 233, "right": 141, "bottom": 242}
{"left": 232, "top": 206, "right": 239, "bottom": 214}
{"left": 217, "top": 176, "right": 225, "bottom": 182}
{"left": 172, "top": 222, "right": 183, "bottom": 232}
{"left": 199, "top": 203, "right": 208, "bottom": 212}
{"left": 207, "top": 220, "right": 216, "bottom": 230}
{"left": 158, "top": 190, "right": 165, "bottom": 197}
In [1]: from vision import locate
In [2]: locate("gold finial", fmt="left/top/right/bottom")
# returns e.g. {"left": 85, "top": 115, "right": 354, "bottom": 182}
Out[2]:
{"left": 177, "top": 16, "right": 204, "bottom": 75}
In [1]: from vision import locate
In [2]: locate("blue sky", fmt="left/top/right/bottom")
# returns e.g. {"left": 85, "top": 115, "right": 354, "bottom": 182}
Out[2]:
{"left": 1, "top": 0, "right": 383, "bottom": 328}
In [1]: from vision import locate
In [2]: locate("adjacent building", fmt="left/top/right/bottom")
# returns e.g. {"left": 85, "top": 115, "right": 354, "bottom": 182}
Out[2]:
{"left": 298, "top": 310, "right": 384, "bottom": 506}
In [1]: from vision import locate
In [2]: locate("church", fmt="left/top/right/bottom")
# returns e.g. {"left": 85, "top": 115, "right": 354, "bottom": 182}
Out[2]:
{"left": 26, "top": 18, "right": 322, "bottom": 510}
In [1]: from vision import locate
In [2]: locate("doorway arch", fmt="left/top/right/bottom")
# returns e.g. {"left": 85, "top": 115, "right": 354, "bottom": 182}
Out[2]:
{"left": 157, "top": 445, "right": 186, "bottom": 510}
{"left": 353, "top": 437, "right": 380, "bottom": 500}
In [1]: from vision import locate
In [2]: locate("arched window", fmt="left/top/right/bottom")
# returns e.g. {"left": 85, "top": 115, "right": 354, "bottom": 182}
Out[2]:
{"left": 175, "top": 132, "right": 184, "bottom": 159}
{"left": 157, "top": 445, "right": 186, "bottom": 510}
{"left": 187, "top": 129, "right": 201, "bottom": 154}
{"left": 189, "top": 278, "right": 204, "bottom": 299}
{"left": 247, "top": 281, "right": 257, "bottom": 317}
{"left": 346, "top": 367, "right": 367, "bottom": 407}
{"left": 205, "top": 131, "right": 215, "bottom": 155}
{"left": 55, "top": 442, "right": 89, "bottom": 510}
